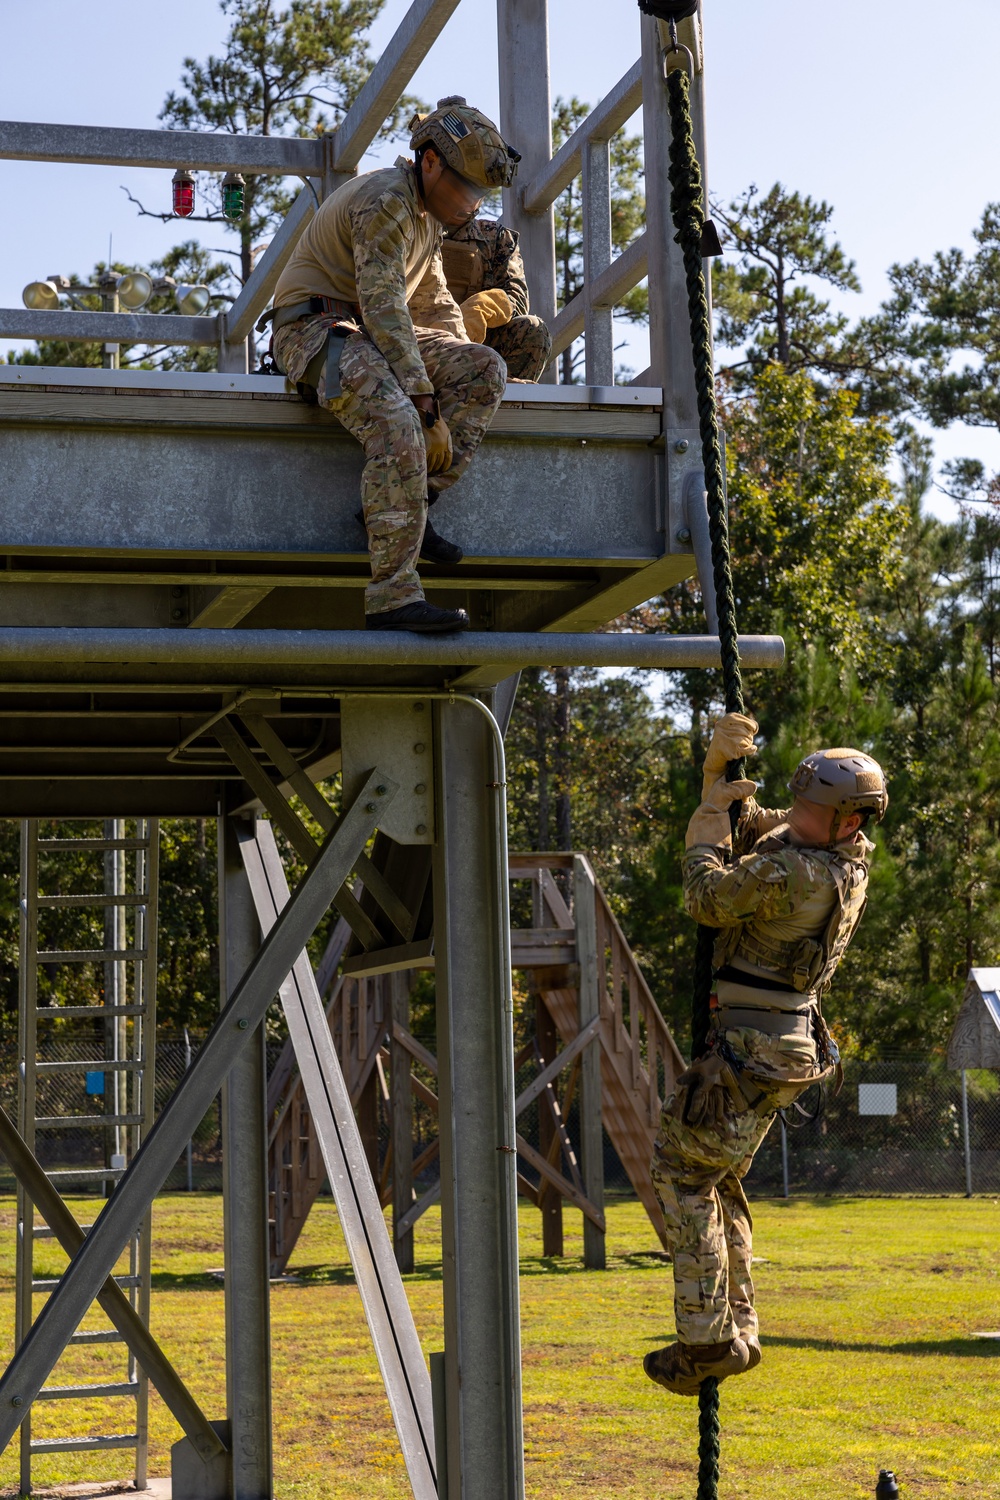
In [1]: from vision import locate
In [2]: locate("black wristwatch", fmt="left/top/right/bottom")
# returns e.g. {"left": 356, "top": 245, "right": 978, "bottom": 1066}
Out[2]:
{"left": 416, "top": 396, "right": 440, "bottom": 429}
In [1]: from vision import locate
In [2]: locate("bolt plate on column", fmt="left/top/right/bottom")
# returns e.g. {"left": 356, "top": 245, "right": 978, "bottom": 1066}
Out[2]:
{"left": 341, "top": 698, "right": 435, "bottom": 846}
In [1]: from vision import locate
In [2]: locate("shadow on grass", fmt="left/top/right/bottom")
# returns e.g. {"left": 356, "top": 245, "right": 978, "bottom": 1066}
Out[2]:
{"left": 276, "top": 1249, "right": 673, "bottom": 1286}
{"left": 762, "top": 1332, "right": 1000, "bottom": 1358}
{"left": 639, "top": 1330, "right": 1000, "bottom": 1358}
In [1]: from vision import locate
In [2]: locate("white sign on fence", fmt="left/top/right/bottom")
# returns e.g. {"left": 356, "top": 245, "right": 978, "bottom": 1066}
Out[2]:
{"left": 858, "top": 1082, "right": 897, "bottom": 1116}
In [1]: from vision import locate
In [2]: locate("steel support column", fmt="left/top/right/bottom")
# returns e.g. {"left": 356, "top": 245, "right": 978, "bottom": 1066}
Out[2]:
{"left": 641, "top": 11, "right": 714, "bottom": 600}
{"left": 218, "top": 802, "right": 273, "bottom": 1500}
{"left": 432, "top": 699, "right": 524, "bottom": 1499}
{"left": 582, "top": 137, "right": 614, "bottom": 386}
{"left": 497, "top": 0, "right": 557, "bottom": 381}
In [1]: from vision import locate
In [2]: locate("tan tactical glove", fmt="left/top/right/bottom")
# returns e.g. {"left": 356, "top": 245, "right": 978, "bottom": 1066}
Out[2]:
{"left": 675, "top": 1052, "right": 745, "bottom": 1130}
{"left": 685, "top": 777, "right": 757, "bottom": 850}
{"left": 460, "top": 289, "right": 513, "bottom": 343}
{"left": 701, "top": 712, "right": 758, "bottom": 800}
{"left": 422, "top": 415, "right": 454, "bottom": 475}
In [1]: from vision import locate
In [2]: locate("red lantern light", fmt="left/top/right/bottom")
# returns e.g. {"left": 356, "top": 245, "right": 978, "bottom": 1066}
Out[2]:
{"left": 172, "top": 169, "right": 196, "bottom": 218}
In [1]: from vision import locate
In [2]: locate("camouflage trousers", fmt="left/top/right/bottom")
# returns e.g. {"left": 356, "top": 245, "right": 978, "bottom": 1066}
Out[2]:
{"left": 273, "top": 315, "right": 505, "bottom": 614}
{"left": 485, "top": 315, "right": 552, "bottom": 382}
{"left": 650, "top": 1021, "right": 820, "bottom": 1345}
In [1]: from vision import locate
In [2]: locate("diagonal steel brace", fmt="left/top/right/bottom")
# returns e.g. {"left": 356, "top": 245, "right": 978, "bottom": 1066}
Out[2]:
{"left": 238, "top": 821, "right": 437, "bottom": 1500}
{"left": 0, "top": 768, "right": 397, "bottom": 1450}
{"left": 0, "top": 1104, "right": 225, "bottom": 1463}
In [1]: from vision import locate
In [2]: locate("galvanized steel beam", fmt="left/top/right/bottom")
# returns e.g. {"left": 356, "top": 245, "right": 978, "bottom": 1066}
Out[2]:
{"left": 0, "top": 627, "right": 784, "bottom": 673}
{"left": 432, "top": 697, "right": 524, "bottom": 1499}
{"left": 497, "top": 0, "right": 557, "bottom": 367}
{"left": 332, "top": 0, "right": 463, "bottom": 173}
{"left": 218, "top": 806, "right": 273, "bottom": 1499}
{"left": 0, "top": 120, "right": 323, "bottom": 175}
{"left": 0, "top": 310, "right": 218, "bottom": 347}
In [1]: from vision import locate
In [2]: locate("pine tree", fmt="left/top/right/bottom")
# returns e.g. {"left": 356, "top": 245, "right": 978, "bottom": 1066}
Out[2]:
{"left": 712, "top": 182, "right": 863, "bottom": 387}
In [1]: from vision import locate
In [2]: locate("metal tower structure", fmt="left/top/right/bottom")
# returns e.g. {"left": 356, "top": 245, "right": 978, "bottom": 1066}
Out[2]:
{"left": 0, "top": 3, "right": 782, "bottom": 1496}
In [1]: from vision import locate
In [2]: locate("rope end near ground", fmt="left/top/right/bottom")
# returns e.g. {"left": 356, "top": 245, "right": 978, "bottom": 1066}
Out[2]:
{"left": 696, "top": 1378, "right": 721, "bottom": 1500}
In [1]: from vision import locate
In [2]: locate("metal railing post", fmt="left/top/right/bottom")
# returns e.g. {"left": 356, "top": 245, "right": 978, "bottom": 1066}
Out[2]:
{"left": 581, "top": 137, "right": 614, "bottom": 385}
{"left": 961, "top": 1068, "right": 973, "bottom": 1197}
{"left": 497, "top": 0, "right": 557, "bottom": 382}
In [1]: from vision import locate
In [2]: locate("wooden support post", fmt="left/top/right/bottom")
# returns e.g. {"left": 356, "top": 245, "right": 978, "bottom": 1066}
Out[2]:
{"left": 574, "top": 855, "right": 605, "bottom": 1270}
{"left": 357, "top": 980, "right": 381, "bottom": 1182}
{"left": 391, "top": 970, "right": 415, "bottom": 1273}
{"left": 534, "top": 996, "right": 563, "bottom": 1258}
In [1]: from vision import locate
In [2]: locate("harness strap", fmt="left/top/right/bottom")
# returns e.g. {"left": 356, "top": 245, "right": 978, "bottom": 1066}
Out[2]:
{"left": 714, "top": 1004, "right": 813, "bottom": 1038}
{"left": 256, "top": 295, "right": 362, "bottom": 335}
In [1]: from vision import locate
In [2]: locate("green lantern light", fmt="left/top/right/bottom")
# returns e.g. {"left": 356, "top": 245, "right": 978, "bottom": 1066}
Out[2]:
{"left": 222, "top": 171, "right": 246, "bottom": 223}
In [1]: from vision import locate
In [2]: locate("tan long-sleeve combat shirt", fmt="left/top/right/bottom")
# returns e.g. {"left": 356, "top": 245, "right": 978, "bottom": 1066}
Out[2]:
{"left": 273, "top": 157, "right": 466, "bottom": 395}
{"left": 682, "top": 797, "right": 872, "bottom": 1009}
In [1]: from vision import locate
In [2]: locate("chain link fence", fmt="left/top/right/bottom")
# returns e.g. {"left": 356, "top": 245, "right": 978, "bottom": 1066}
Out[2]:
{"left": 2, "top": 1045, "right": 998, "bottom": 1200}
{"left": 746, "top": 1057, "right": 1000, "bottom": 1197}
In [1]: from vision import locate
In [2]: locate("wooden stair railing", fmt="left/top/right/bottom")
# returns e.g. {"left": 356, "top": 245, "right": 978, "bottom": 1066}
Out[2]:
{"left": 267, "top": 852, "right": 687, "bottom": 1273}
{"left": 267, "top": 917, "right": 392, "bottom": 1274}
{"left": 508, "top": 855, "right": 686, "bottom": 1251}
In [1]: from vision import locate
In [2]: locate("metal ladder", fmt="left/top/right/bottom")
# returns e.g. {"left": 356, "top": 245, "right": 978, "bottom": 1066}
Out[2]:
{"left": 15, "top": 818, "right": 159, "bottom": 1492}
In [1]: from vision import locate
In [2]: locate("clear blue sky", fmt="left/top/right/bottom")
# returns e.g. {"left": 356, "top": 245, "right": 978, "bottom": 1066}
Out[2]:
{"left": 2, "top": 0, "right": 998, "bottom": 513}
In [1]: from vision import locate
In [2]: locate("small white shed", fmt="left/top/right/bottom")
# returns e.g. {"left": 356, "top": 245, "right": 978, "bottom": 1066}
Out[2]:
{"left": 947, "top": 968, "right": 1000, "bottom": 1070}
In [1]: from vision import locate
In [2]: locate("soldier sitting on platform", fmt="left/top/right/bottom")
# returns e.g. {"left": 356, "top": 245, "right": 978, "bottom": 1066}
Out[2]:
{"left": 266, "top": 97, "right": 521, "bottom": 635}
{"left": 644, "top": 715, "right": 888, "bottom": 1396}
{"left": 408, "top": 216, "right": 552, "bottom": 382}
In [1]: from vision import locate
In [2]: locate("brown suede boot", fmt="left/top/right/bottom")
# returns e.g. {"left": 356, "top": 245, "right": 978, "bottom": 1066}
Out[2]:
{"left": 642, "top": 1336, "right": 750, "bottom": 1396}
{"left": 740, "top": 1332, "right": 762, "bottom": 1369}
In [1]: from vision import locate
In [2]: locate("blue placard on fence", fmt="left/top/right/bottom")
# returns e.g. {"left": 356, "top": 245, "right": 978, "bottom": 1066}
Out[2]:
{"left": 85, "top": 1071, "right": 105, "bottom": 1096}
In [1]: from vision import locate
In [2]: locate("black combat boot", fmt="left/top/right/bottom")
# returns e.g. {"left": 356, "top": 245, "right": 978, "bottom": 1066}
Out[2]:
{"left": 365, "top": 601, "right": 469, "bottom": 633}
{"left": 355, "top": 508, "right": 463, "bottom": 565}
{"left": 420, "top": 515, "right": 464, "bottom": 564}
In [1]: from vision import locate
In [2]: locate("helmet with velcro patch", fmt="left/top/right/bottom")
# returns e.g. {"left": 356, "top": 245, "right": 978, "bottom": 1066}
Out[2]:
{"left": 788, "top": 748, "right": 889, "bottom": 830}
{"left": 409, "top": 96, "right": 521, "bottom": 189}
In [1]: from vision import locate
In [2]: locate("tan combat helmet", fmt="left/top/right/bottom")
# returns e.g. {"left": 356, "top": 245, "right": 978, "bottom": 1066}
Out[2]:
{"left": 409, "top": 96, "right": 521, "bottom": 189}
{"left": 788, "top": 748, "right": 889, "bottom": 838}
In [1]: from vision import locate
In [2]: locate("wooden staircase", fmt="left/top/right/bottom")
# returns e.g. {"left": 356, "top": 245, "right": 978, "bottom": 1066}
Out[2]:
{"left": 266, "top": 852, "right": 686, "bottom": 1274}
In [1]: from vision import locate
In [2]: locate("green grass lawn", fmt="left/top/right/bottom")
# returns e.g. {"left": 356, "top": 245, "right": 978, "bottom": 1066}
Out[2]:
{"left": 0, "top": 1193, "right": 997, "bottom": 1498}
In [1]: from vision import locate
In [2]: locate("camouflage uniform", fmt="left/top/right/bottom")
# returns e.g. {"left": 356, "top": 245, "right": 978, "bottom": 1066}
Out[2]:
{"left": 409, "top": 217, "right": 552, "bottom": 381}
{"left": 651, "top": 796, "right": 873, "bottom": 1346}
{"left": 271, "top": 158, "right": 505, "bottom": 616}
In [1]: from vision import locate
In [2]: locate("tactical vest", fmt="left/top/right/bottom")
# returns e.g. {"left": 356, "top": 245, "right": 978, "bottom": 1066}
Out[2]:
{"left": 440, "top": 236, "right": 486, "bottom": 303}
{"left": 714, "top": 839, "right": 869, "bottom": 996}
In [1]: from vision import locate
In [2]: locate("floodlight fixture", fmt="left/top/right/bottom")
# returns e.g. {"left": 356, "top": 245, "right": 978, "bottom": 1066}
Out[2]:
{"left": 221, "top": 171, "right": 246, "bottom": 223}
{"left": 22, "top": 280, "right": 61, "bottom": 311}
{"left": 174, "top": 282, "right": 212, "bottom": 316}
{"left": 172, "top": 169, "right": 196, "bottom": 218}
{"left": 116, "top": 271, "right": 153, "bottom": 309}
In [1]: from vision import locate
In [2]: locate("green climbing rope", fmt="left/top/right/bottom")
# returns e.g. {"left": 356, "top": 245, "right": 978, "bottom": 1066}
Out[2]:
{"left": 663, "top": 53, "right": 748, "bottom": 1500}
{"left": 664, "top": 60, "right": 747, "bottom": 1058}
{"left": 696, "top": 1378, "right": 721, "bottom": 1500}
